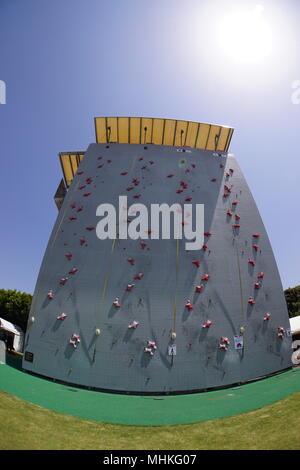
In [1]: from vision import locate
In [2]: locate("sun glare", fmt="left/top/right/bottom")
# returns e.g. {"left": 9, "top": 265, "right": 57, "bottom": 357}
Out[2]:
{"left": 219, "top": 5, "right": 272, "bottom": 63}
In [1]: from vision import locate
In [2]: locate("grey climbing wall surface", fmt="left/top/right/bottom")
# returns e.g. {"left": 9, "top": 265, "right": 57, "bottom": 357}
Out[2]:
{"left": 22, "top": 143, "right": 292, "bottom": 393}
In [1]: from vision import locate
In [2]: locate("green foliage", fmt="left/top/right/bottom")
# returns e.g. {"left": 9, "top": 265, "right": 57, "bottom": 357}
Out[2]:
{"left": 284, "top": 285, "right": 300, "bottom": 318}
{"left": 0, "top": 289, "right": 32, "bottom": 332}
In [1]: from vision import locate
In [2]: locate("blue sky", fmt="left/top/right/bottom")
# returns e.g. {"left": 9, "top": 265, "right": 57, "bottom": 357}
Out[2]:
{"left": 0, "top": 0, "right": 299, "bottom": 294}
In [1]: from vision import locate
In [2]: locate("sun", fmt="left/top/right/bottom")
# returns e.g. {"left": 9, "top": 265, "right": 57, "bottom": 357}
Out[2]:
{"left": 219, "top": 5, "right": 272, "bottom": 63}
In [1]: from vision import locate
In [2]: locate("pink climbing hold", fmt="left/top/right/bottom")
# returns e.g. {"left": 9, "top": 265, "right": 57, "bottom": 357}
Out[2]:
{"left": 185, "top": 300, "right": 193, "bottom": 310}
{"left": 192, "top": 260, "right": 200, "bottom": 268}
{"left": 127, "top": 257, "right": 135, "bottom": 265}
{"left": 202, "top": 320, "right": 212, "bottom": 328}
{"left": 201, "top": 274, "right": 210, "bottom": 281}
{"left": 65, "top": 252, "right": 72, "bottom": 261}
{"left": 113, "top": 297, "right": 121, "bottom": 308}
{"left": 47, "top": 290, "right": 54, "bottom": 300}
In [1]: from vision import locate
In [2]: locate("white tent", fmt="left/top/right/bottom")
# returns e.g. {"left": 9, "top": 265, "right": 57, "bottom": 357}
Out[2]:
{"left": 0, "top": 317, "right": 24, "bottom": 352}
{"left": 289, "top": 315, "right": 300, "bottom": 336}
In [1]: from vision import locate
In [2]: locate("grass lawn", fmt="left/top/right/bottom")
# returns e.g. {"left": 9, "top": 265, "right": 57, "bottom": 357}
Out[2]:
{"left": 0, "top": 389, "right": 300, "bottom": 450}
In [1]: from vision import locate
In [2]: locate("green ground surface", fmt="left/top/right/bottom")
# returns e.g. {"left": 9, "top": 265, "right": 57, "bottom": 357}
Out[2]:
{"left": 1, "top": 389, "right": 300, "bottom": 450}
{"left": 1, "top": 357, "right": 300, "bottom": 426}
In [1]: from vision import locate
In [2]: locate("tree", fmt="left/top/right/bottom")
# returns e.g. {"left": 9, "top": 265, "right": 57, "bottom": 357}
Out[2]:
{"left": 284, "top": 285, "right": 300, "bottom": 319}
{"left": 0, "top": 289, "right": 32, "bottom": 332}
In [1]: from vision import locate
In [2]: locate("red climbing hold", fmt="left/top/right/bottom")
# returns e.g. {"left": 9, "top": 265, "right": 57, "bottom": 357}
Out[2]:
{"left": 65, "top": 252, "right": 72, "bottom": 261}
{"left": 254, "top": 282, "right": 261, "bottom": 290}
{"left": 126, "top": 284, "right": 135, "bottom": 292}
{"left": 113, "top": 297, "right": 121, "bottom": 308}
{"left": 167, "top": 173, "right": 174, "bottom": 178}
{"left": 253, "top": 244, "right": 260, "bottom": 251}
{"left": 185, "top": 300, "right": 193, "bottom": 310}
{"left": 127, "top": 257, "right": 135, "bottom": 265}
{"left": 202, "top": 320, "right": 212, "bottom": 328}
{"left": 59, "top": 277, "right": 68, "bottom": 285}
{"left": 235, "top": 214, "right": 241, "bottom": 220}
{"left": 195, "top": 284, "right": 204, "bottom": 293}
{"left": 149, "top": 161, "right": 154, "bottom": 165}
{"left": 78, "top": 185, "right": 86, "bottom": 190}
{"left": 126, "top": 186, "right": 134, "bottom": 191}
{"left": 232, "top": 200, "right": 238, "bottom": 205}
{"left": 232, "top": 224, "right": 240, "bottom": 228}
{"left": 97, "top": 164, "right": 103, "bottom": 168}
{"left": 86, "top": 226, "right": 95, "bottom": 231}
{"left": 185, "top": 197, "right": 192, "bottom": 202}
{"left": 69, "top": 216, "right": 77, "bottom": 221}
{"left": 144, "top": 347, "right": 154, "bottom": 356}
{"left": 47, "top": 290, "right": 54, "bottom": 300}
{"left": 141, "top": 165, "right": 147, "bottom": 170}
{"left": 229, "top": 168, "right": 234, "bottom": 173}
{"left": 68, "top": 268, "right": 78, "bottom": 275}
{"left": 211, "top": 178, "right": 217, "bottom": 182}
{"left": 192, "top": 260, "right": 200, "bottom": 268}
{"left": 248, "top": 296, "right": 255, "bottom": 305}
{"left": 147, "top": 340, "right": 157, "bottom": 349}
{"left": 140, "top": 241, "right": 147, "bottom": 249}
{"left": 57, "top": 313, "right": 67, "bottom": 321}
{"left": 201, "top": 274, "right": 210, "bottom": 281}
{"left": 257, "top": 272, "right": 264, "bottom": 279}
{"left": 191, "top": 163, "right": 196, "bottom": 168}
{"left": 227, "top": 210, "right": 233, "bottom": 217}
{"left": 248, "top": 259, "right": 255, "bottom": 266}
{"left": 223, "top": 193, "right": 230, "bottom": 198}
{"left": 133, "top": 194, "right": 141, "bottom": 199}
{"left": 176, "top": 189, "right": 183, "bottom": 194}
{"left": 77, "top": 170, "right": 84, "bottom": 175}
{"left": 120, "top": 171, "right": 128, "bottom": 175}
{"left": 134, "top": 272, "right": 144, "bottom": 280}
{"left": 202, "top": 244, "right": 208, "bottom": 251}
{"left": 70, "top": 202, "right": 76, "bottom": 209}
{"left": 252, "top": 233, "right": 260, "bottom": 238}
{"left": 264, "top": 313, "right": 271, "bottom": 321}
{"left": 219, "top": 343, "right": 228, "bottom": 351}
{"left": 220, "top": 164, "right": 224, "bottom": 168}
{"left": 128, "top": 320, "right": 139, "bottom": 329}
{"left": 220, "top": 336, "right": 230, "bottom": 345}
{"left": 132, "top": 178, "right": 140, "bottom": 186}
{"left": 204, "top": 232, "right": 212, "bottom": 237}
{"left": 86, "top": 177, "right": 92, "bottom": 184}
{"left": 79, "top": 237, "right": 85, "bottom": 246}
{"left": 83, "top": 192, "right": 91, "bottom": 197}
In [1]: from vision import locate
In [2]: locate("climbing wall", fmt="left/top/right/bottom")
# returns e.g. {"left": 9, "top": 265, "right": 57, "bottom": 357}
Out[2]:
{"left": 22, "top": 143, "right": 292, "bottom": 393}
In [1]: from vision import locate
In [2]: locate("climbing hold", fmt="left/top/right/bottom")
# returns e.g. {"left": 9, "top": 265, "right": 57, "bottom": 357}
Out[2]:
{"left": 47, "top": 290, "right": 54, "bottom": 300}
{"left": 252, "top": 233, "right": 260, "bottom": 238}
{"left": 192, "top": 260, "right": 200, "bottom": 268}
{"left": 223, "top": 193, "right": 230, "bottom": 198}
{"left": 167, "top": 173, "right": 174, "bottom": 178}
{"left": 176, "top": 189, "right": 183, "bottom": 194}
{"left": 277, "top": 327, "right": 285, "bottom": 339}
{"left": 185, "top": 197, "right": 193, "bottom": 202}
{"left": 83, "top": 192, "right": 91, "bottom": 197}
{"left": 211, "top": 178, "right": 217, "bottom": 182}
{"left": 132, "top": 178, "right": 140, "bottom": 186}
{"left": 235, "top": 214, "right": 241, "bottom": 220}
{"left": 144, "top": 347, "right": 154, "bottom": 356}
{"left": 201, "top": 274, "right": 210, "bottom": 281}
{"left": 76, "top": 206, "right": 83, "bottom": 212}
{"left": 107, "top": 159, "right": 112, "bottom": 163}
{"left": 78, "top": 185, "right": 86, "bottom": 190}
{"left": 220, "top": 336, "right": 230, "bottom": 345}
{"left": 224, "top": 185, "right": 232, "bottom": 192}
{"left": 113, "top": 297, "right": 121, "bottom": 308}
{"left": 248, "top": 259, "right": 255, "bottom": 266}
{"left": 202, "top": 244, "right": 208, "bottom": 251}
{"left": 147, "top": 340, "right": 157, "bottom": 350}
{"left": 133, "top": 194, "right": 141, "bottom": 199}
{"left": 127, "top": 257, "right": 135, "bottom": 265}
{"left": 149, "top": 161, "right": 155, "bottom": 165}
{"left": 257, "top": 272, "right": 264, "bottom": 279}
{"left": 229, "top": 168, "right": 234, "bottom": 173}
{"left": 232, "top": 200, "right": 238, "bottom": 205}
{"left": 171, "top": 332, "right": 177, "bottom": 339}
{"left": 77, "top": 170, "right": 84, "bottom": 175}
{"left": 227, "top": 210, "right": 233, "bottom": 217}
{"left": 86, "top": 226, "right": 95, "bottom": 231}
{"left": 204, "top": 232, "right": 212, "bottom": 237}
{"left": 120, "top": 171, "right": 128, "bottom": 175}
{"left": 69, "top": 216, "right": 77, "bottom": 221}
{"left": 95, "top": 328, "right": 101, "bottom": 335}
{"left": 232, "top": 224, "right": 240, "bottom": 228}
{"left": 70, "top": 202, "right": 76, "bottom": 209}
{"left": 140, "top": 241, "right": 147, "bottom": 249}
{"left": 126, "top": 284, "right": 135, "bottom": 291}
{"left": 134, "top": 272, "right": 144, "bottom": 280}
{"left": 248, "top": 296, "right": 255, "bottom": 305}
{"left": 68, "top": 267, "right": 78, "bottom": 275}
{"left": 191, "top": 163, "right": 196, "bottom": 168}
{"left": 264, "top": 313, "right": 271, "bottom": 321}
{"left": 69, "top": 339, "right": 77, "bottom": 348}
{"left": 128, "top": 320, "right": 139, "bottom": 329}
{"left": 254, "top": 282, "right": 261, "bottom": 290}
{"left": 57, "top": 313, "right": 67, "bottom": 321}
{"left": 195, "top": 284, "right": 204, "bottom": 293}
{"left": 141, "top": 165, "right": 147, "bottom": 170}
{"left": 126, "top": 186, "right": 134, "bottom": 191}
{"left": 59, "top": 277, "right": 68, "bottom": 285}
{"left": 65, "top": 252, "right": 72, "bottom": 261}
{"left": 185, "top": 300, "right": 193, "bottom": 310}
{"left": 79, "top": 237, "right": 86, "bottom": 246}
{"left": 253, "top": 244, "right": 260, "bottom": 251}
{"left": 86, "top": 177, "right": 92, "bottom": 184}
{"left": 219, "top": 343, "right": 228, "bottom": 351}
{"left": 202, "top": 320, "right": 212, "bottom": 328}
